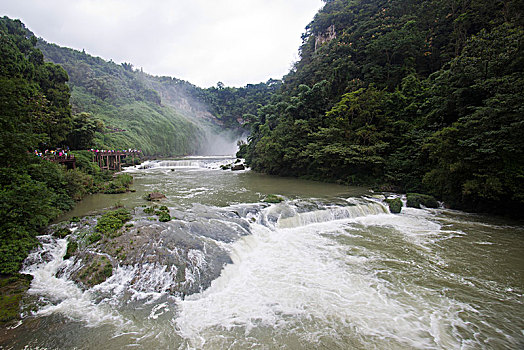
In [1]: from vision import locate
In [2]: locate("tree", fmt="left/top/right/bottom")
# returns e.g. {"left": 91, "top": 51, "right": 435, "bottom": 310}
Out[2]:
{"left": 66, "top": 112, "right": 104, "bottom": 149}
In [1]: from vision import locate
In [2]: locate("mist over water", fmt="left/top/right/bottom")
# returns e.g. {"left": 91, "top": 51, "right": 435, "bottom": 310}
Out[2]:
{"left": 196, "top": 130, "right": 243, "bottom": 156}
{"left": 3, "top": 158, "right": 523, "bottom": 349}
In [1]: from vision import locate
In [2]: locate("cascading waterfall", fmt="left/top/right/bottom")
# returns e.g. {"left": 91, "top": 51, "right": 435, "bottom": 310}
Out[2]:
{"left": 277, "top": 200, "right": 388, "bottom": 228}
{"left": 139, "top": 160, "right": 203, "bottom": 169}
{"left": 21, "top": 236, "right": 128, "bottom": 328}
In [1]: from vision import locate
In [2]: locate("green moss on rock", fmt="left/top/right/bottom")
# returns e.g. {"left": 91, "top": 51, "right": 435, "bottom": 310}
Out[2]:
{"left": 385, "top": 198, "right": 403, "bottom": 214}
{"left": 53, "top": 227, "right": 72, "bottom": 238}
{"left": 158, "top": 212, "right": 171, "bottom": 222}
{"left": 262, "top": 194, "right": 284, "bottom": 203}
{"left": 0, "top": 274, "right": 32, "bottom": 325}
{"left": 143, "top": 206, "right": 156, "bottom": 214}
{"left": 87, "top": 232, "right": 102, "bottom": 245}
{"left": 406, "top": 193, "right": 439, "bottom": 209}
{"left": 78, "top": 256, "right": 113, "bottom": 287}
{"left": 96, "top": 208, "right": 132, "bottom": 238}
{"left": 64, "top": 240, "right": 78, "bottom": 259}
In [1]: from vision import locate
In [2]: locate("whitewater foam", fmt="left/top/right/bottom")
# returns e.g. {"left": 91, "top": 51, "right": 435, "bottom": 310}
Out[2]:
{"left": 174, "top": 205, "right": 468, "bottom": 349}
{"left": 22, "top": 236, "right": 127, "bottom": 328}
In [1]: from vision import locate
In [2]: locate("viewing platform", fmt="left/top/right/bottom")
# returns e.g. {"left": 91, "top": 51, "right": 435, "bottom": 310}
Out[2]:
{"left": 47, "top": 154, "right": 76, "bottom": 169}
{"left": 91, "top": 149, "right": 141, "bottom": 171}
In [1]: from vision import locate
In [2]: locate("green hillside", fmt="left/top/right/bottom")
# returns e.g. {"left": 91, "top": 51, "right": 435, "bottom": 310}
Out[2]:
{"left": 242, "top": 0, "right": 524, "bottom": 216}
{"left": 37, "top": 41, "right": 280, "bottom": 155}
{"left": 37, "top": 41, "right": 205, "bottom": 155}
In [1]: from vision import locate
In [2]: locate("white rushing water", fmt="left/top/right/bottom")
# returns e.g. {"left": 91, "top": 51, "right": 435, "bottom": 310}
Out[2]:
{"left": 173, "top": 203, "right": 477, "bottom": 349}
{"left": 6, "top": 159, "right": 523, "bottom": 349}
{"left": 21, "top": 236, "right": 128, "bottom": 328}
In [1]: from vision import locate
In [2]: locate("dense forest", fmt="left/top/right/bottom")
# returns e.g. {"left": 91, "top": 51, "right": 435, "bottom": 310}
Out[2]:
{"left": 0, "top": 17, "right": 92, "bottom": 275}
{"left": 240, "top": 0, "right": 524, "bottom": 216}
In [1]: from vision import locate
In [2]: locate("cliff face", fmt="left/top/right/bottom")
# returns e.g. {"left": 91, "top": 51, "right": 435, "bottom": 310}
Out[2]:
{"left": 314, "top": 24, "right": 336, "bottom": 51}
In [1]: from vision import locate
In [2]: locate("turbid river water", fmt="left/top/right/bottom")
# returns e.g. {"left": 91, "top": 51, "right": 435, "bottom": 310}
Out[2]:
{"left": 1, "top": 156, "right": 523, "bottom": 349}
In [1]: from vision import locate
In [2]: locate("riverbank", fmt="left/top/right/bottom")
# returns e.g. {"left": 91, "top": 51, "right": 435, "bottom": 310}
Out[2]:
{"left": 0, "top": 152, "right": 140, "bottom": 326}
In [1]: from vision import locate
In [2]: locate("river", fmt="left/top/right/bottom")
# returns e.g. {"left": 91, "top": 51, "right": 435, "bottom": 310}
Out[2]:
{"left": 1, "top": 156, "right": 523, "bottom": 349}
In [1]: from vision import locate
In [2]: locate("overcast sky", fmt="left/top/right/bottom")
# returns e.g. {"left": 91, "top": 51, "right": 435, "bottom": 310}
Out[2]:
{"left": 2, "top": 0, "right": 324, "bottom": 87}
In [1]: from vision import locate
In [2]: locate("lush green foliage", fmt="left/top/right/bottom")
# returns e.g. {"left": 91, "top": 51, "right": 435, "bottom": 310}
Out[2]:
{"left": 101, "top": 173, "right": 133, "bottom": 194}
{"left": 242, "top": 0, "right": 524, "bottom": 216}
{"left": 0, "top": 17, "right": 77, "bottom": 274}
{"left": 203, "top": 80, "right": 282, "bottom": 128}
{"left": 0, "top": 274, "right": 32, "bottom": 324}
{"left": 0, "top": 17, "right": 141, "bottom": 275}
{"left": 37, "top": 41, "right": 207, "bottom": 155}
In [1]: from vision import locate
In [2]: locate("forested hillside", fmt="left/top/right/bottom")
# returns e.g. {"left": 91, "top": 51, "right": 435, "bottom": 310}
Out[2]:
{"left": 38, "top": 41, "right": 279, "bottom": 155}
{"left": 38, "top": 41, "right": 205, "bottom": 155}
{"left": 242, "top": 0, "right": 524, "bottom": 216}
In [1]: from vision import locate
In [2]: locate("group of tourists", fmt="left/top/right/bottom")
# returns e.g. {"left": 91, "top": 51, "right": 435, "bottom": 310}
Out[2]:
{"left": 88, "top": 149, "right": 141, "bottom": 154}
{"left": 33, "top": 149, "right": 74, "bottom": 159}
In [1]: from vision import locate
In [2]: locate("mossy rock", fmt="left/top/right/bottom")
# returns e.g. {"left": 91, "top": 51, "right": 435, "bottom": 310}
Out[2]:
{"left": 158, "top": 212, "right": 171, "bottom": 222}
{"left": 77, "top": 256, "right": 113, "bottom": 287}
{"left": 53, "top": 227, "right": 71, "bottom": 238}
{"left": 262, "top": 194, "right": 284, "bottom": 203}
{"left": 103, "top": 187, "right": 127, "bottom": 194}
{"left": 64, "top": 240, "right": 78, "bottom": 259}
{"left": 0, "top": 274, "right": 32, "bottom": 325}
{"left": 143, "top": 206, "right": 156, "bottom": 215}
{"left": 147, "top": 192, "right": 166, "bottom": 201}
{"left": 96, "top": 208, "right": 132, "bottom": 238}
{"left": 87, "top": 232, "right": 102, "bottom": 245}
{"left": 406, "top": 193, "right": 439, "bottom": 209}
{"left": 385, "top": 198, "right": 403, "bottom": 214}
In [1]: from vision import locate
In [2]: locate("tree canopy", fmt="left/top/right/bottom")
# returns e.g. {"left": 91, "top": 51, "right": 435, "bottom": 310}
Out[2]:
{"left": 241, "top": 0, "right": 524, "bottom": 216}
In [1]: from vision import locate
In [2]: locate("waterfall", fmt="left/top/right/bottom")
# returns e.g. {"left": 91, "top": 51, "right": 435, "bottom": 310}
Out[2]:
{"left": 277, "top": 201, "right": 388, "bottom": 228}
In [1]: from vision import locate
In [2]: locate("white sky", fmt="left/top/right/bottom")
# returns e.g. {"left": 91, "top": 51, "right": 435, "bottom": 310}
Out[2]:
{"left": 2, "top": 0, "right": 323, "bottom": 87}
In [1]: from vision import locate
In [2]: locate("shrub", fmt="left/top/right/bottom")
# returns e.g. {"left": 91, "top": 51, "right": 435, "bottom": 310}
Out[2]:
{"left": 63, "top": 169, "right": 93, "bottom": 200}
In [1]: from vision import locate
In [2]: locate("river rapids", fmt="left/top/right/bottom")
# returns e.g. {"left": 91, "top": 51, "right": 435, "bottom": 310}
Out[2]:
{"left": 1, "top": 157, "right": 523, "bottom": 349}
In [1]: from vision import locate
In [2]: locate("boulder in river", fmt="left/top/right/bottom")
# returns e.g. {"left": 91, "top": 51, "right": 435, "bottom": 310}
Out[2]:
{"left": 385, "top": 198, "right": 402, "bottom": 213}
{"left": 406, "top": 193, "right": 439, "bottom": 208}
{"left": 231, "top": 164, "right": 245, "bottom": 171}
{"left": 147, "top": 192, "right": 166, "bottom": 201}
